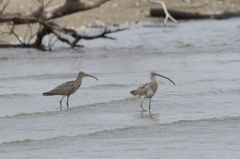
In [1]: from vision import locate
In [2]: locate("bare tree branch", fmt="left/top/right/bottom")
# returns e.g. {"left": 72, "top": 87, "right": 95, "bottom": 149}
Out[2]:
{"left": 54, "top": 24, "right": 128, "bottom": 48}
{"left": 147, "top": 0, "right": 178, "bottom": 25}
{"left": 0, "top": 18, "right": 127, "bottom": 50}
{"left": 135, "top": 0, "right": 144, "bottom": 24}
{"left": 0, "top": 0, "right": 10, "bottom": 15}
{"left": 7, "top": 23, "right": 25, "bottom": 45}
{"left": 0, "top": 0, "right": 122, "bottom": 50}
{"left": 0, "top": 0, "right": 111, "bottom": 25}
{"left": 47, "top": 34, "right": 58, "bottom": 51}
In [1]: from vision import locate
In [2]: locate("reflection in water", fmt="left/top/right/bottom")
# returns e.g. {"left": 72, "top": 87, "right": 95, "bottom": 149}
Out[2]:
{"left": 139, "top": 110, "right": 160, "bottom": 124}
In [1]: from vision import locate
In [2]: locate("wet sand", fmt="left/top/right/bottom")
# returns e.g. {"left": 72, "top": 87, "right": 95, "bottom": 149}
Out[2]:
{"left": 1, "top": 0, "right": 240, "bottom": 42}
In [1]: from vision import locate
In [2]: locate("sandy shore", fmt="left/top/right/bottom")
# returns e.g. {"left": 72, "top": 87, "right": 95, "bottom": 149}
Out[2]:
{"left": 1, "top": 0, "right": 240, "bottom": 42}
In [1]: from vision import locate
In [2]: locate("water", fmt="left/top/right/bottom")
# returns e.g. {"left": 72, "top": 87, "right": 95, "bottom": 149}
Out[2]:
{"left": 0, "top": 18, "right": 240, "bottom": 159}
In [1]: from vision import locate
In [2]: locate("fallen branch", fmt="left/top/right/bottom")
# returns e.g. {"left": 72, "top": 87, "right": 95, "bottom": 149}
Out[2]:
{"left": 150, "top": 9, "right": 240, "bottom": 20}
{"left": 135, "top": 0, "right": 144, "bottom": 24}
{"left": 0, "top": 20, "right": 128, "bottom": 50}
{"left": 147, "top": 0, "right": 178, "bottom": 25}
{"left": 0, "top": 0, "right": 10, "bottom": 15}
{"left": 0, "top": 0, "right": 111, "bottom": 25}
{"left": 1, "top": 0, "right": 129, "bottom": 50}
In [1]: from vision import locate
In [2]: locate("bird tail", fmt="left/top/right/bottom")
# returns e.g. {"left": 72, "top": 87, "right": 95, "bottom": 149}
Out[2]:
{"left": 130, "top": 90, "right": 136, "bottom": 95}
{"left": 43, "top": 92, "right": 54, "bottom": 96}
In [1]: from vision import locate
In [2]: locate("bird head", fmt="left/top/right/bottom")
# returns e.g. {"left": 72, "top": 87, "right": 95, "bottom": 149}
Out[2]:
{"left": 150, "top": 72, "right": 175, "bottom": 85}
{"left": 78, "top": 72, "right": 98, "bottom": 81}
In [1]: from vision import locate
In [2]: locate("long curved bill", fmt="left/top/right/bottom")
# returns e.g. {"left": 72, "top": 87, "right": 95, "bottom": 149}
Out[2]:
{"left": 85, "top": 74, "right": 99, "bottom": 81}
{"left": 155, "top": 73, "right": 175, "bottom": 85}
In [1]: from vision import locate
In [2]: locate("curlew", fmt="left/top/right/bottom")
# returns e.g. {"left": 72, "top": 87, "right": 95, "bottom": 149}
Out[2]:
{"left": 43, "top": 72, "right": 98, "bottom": 111}
{"left": 130, "top": 72, "right": 175, "bottom": 110}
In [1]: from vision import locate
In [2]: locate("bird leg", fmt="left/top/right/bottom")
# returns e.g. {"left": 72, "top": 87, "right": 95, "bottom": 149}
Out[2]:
{"left": 140, "top": 96, "right": 145, "bottom": 111}
{"left": 149, "top": 98, "right": 152, "bottom": 110}
{"left": 66, "top": 95, "right": 70, "bottom": 109}
{"left": 60, "top": 96, "right": 65, "bottom": 111}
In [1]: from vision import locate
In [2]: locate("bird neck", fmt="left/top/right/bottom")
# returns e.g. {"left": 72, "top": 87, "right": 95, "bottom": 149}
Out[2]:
{"left": 151, "top": 76, "right": 157, "bottom": 83}
{"left": 151, "top": 76, "right": 158, "bottom": 94}
{"left": 75, "top": 76, "right": 83, "bottom": 85}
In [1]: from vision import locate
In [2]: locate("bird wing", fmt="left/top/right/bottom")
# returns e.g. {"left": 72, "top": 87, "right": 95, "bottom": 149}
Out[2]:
{"left": 132, "top": 82, "right": 152, "bottom": 96}
{"left": 48, "top": 81, "right": 76, "bottom": 95}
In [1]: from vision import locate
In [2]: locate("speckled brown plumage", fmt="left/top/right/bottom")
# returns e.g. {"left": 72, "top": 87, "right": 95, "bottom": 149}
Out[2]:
{"left": 43, "top": 72, "right": 98, "bottom": 111}
{"left": 131, "top": 72, "right": 175, "bottom": 110}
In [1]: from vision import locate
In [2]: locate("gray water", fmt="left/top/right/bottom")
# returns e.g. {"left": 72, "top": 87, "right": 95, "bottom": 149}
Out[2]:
{"left": 0, "top": 18, "right": 240, "bottom": 159}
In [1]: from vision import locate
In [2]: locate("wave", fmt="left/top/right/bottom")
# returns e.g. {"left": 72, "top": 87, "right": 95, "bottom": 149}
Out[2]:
{"left": 0, "top": 97, "right": 138, "bottom": 119}
{"left": 0, "top": 126, "right": 139, "bottom": 145}
{"left": 0, "top": 125, "right": 148, "bottom": 146}
{"left": 0, "top": 93, "right": 31, "bottom": 97}
{"left": 170, "top": 87, "right": 240, "bottom": 98}
{"left": 1, "top": 115, "right": 240, "bottom": 146}
{"left": 166, "top": 116, "right": 240, "bottom": 126}
{"left": 0, "top": 73, "right": 74, "bottom": 81}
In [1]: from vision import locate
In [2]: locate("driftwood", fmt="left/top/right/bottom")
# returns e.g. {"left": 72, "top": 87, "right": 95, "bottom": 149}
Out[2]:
{"left": 0, "top": 0, "right": 130, "bottom": 50}
{"left": 1, "top": 0, "right": 191, "bottom": 50}
{"left": 0, "top": 0, "right": 111, "bottom": 25}
{"left": 150, "top": 8, "right": 240, "bottom": 20}
{"left": 0, "top": 20, "right": 127, "bottom": 50}
{"left": 147, "top": 0, "right": 178, "bottom": 25}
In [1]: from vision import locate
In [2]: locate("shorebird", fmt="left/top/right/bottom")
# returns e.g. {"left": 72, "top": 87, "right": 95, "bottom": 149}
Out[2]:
{"left": 43, "top": 72, "right": 98, "bottom": 111}
{"left": 130, "top": 72, "right": 175, "bottom": 110}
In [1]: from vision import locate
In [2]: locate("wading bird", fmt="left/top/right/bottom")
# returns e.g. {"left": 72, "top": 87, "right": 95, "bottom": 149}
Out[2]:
{"left": 43, "top": 72, "right": 98, "bottom": 111}
{"left": 130, "top": 72, "right": 175, "bottom": 110}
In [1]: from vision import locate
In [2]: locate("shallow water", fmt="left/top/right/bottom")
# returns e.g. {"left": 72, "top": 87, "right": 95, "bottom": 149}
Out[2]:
{"left": 0, "top": 18, "right": 240, "bottom": 159}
